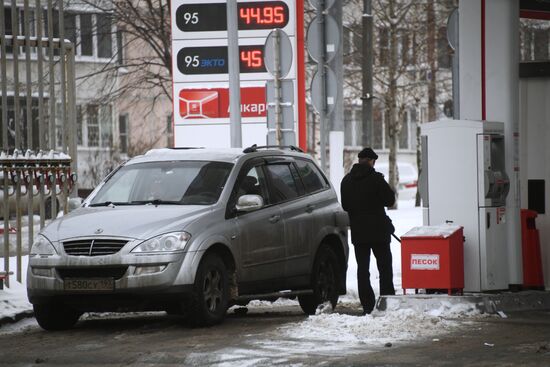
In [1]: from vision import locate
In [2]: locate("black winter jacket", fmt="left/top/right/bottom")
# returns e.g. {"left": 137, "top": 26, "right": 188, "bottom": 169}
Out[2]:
{"left": 340, "top": 163, "right": 396, "bottom": 245}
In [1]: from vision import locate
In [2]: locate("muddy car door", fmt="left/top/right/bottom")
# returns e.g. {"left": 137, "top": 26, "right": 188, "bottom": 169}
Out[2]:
{"left": 230, "top": 162, "right": 285, "bottom": 293}
{"left": 263, "top": 159, "right": 311, "bottom": 287}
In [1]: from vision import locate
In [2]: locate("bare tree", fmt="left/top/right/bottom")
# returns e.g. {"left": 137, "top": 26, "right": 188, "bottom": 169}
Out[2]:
{"left": 342, "top": 0, "right": 455, "bottom": 208}
{"left": 372, "top": 0, "right": 425, "bottom": 208}
{"left": 65, "top": 0, "right": 173, "bottom": 161}
{"left": 75, "top": 0, "right": 172, "bottom": 101}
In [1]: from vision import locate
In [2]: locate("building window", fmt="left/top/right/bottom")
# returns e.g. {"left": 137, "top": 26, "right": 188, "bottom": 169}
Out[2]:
{"left": 116, "top": 29, "right": 125, "bottom": 65}
{"left": 75, "top": 103, "right": 112, "bottom": 148}
{"left": 99, "top": 104, "right": 112, "bottom": 147}
{"left": 97, "top": 14, "right": 113, "bottom": 59}
{"left": 87, "top": 105, "right": 99, "bottom": 147}
{"left": 76, "top": 105, "right": 83, "bottom": 145}
{"left": 399, "top": 30, "right": 411, "bottom": 66}
{"left": 3, "top": 7, "right": 13, "bottom": 53}
{"left": 3, "top": 6, "right": 39, "bottom": 54}
{"left": 119, "top": 114, "right": 129, "bottom": 153}
{"left": 64, "top": 13, "right": 77, "bottom": 46}
{"left": 534, "top": 28, "right": 549, "bottom": 61}
{"left": 3, "top": 6, "right": 115, "bottom": 60}
{"left": 521, "top": 19, "right": 550, "bottom": 62}
{"left": 80, "top": 13, "right": 94, "bottom": 56}
{"left": 0, "top": 97, "right": 41, "bottom": 150}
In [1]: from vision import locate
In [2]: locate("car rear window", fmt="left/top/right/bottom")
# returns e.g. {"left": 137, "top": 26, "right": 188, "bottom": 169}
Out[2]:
{"left": 265, "top": 164, "right": 299, "bottom": 203}
{"left": 295, "top": 159, "right": 328, "bottom": 193}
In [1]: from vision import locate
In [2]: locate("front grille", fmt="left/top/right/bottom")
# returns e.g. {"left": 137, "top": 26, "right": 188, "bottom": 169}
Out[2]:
{"left": 63, "top": 239, "right": 129, "bottom": 256}
{"left": 57, "top": 266, "right": 129, "bottom": 280}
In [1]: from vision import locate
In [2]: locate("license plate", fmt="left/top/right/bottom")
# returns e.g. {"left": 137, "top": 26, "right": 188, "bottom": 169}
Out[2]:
{"left": 64, "top": 278, "right": 114, "bottom": 292}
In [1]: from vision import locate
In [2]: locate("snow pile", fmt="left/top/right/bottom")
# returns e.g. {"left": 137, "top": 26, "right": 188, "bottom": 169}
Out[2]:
{"left": 280, "top": 301, "right": 486, "bottom": 346}
{"left": 0, "top": 279, "right": 32, "bottom": 322}
{"left": 0, "top": 256, "right": 31, "bottom": 322}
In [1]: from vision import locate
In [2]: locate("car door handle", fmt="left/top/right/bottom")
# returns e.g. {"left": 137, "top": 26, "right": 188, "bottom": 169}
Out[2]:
{"left": 306, "top": 204, "right": 316, "bottom": 213}
{"left": 269, "top": 215, "right": 281, "bottom": 223}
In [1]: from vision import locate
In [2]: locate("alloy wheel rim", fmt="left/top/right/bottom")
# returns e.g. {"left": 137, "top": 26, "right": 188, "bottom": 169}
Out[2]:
{"left": 318, "top": 259, "right": 335, "bottom": 302}
{"left": 203, "top": 269, "right": 223, "bottom": 312}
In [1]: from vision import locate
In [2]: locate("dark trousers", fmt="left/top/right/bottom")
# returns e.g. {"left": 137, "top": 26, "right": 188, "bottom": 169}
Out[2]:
{"left": 354, "top": 242, "right": 395, "bottom": 313}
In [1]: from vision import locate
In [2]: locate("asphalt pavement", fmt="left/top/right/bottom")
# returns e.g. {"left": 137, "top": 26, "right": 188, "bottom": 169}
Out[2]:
{"left": 0, "top": 303, "right": 549, "bottom": 366}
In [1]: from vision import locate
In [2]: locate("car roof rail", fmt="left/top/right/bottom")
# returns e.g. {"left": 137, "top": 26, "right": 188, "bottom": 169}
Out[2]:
{"left": 243, "top": 144, "right": 304, "bottom": 154}
{"left": 167, "top": 147, "right": 205, "bottom": 150}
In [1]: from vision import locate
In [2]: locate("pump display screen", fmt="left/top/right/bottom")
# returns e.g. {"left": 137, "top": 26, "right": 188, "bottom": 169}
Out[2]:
{"left": 177, "top": 45, "right": 267, "bottom": 74}
{"left": 176, "top": 1, "right": 290, "bottom": 32}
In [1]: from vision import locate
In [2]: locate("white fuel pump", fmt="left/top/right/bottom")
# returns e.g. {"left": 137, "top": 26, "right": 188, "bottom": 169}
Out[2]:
{"left": 420, "top": 120, "right": 510, "bottom": 292}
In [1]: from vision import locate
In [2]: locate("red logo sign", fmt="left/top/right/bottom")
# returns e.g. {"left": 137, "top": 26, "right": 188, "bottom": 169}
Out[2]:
{"left": 179, "top": 87, "right": 266, "bottom": 120}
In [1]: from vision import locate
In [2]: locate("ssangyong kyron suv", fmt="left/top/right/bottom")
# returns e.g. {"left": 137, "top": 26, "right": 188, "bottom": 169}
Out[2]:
{"left": 27, "top": 146, "right": 349, "bottom": 330}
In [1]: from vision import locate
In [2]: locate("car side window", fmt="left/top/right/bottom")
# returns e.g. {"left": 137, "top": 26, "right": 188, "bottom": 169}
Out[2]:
{"left": 265, "top": 163, "right": 299, "bottom": 204}
{"left": 295, "top": 159, "right": 329, "bottom": 193}
{"left": 236, "top": 165, "right": 269, "bottom": 203}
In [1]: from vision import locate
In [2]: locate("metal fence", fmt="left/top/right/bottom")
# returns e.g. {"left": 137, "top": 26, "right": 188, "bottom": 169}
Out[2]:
{"left": 1, "top": 0, "right": 77, "bottom": 287}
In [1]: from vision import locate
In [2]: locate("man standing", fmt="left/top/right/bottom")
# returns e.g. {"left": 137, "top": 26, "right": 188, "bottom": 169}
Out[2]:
{"left": 341, "top": 147, "right": 396, "bottom": 315}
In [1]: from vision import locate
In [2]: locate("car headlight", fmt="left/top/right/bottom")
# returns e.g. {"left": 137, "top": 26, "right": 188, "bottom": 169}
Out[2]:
{"left": 131, "top": 232, "right": 191, "bottom": 253}
{"left": 30, "top": 235, "right": 57, "bottom": 257}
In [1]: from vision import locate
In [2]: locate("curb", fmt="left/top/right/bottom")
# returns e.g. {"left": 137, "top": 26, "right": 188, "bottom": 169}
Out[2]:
{"left": 377, "top": 291, "right": 550, "bottom": 314}
{"left": 0, "top": 310, "right": 34, "bottom": 328}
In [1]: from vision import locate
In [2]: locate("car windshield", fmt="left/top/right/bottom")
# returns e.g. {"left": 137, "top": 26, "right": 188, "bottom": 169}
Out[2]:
{"left": 89, "top": 161, "right": 233, "bottom": 206}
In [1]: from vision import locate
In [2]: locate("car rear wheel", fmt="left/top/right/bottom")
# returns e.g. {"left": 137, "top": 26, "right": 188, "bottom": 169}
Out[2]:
{"left": 33, "top": 303, "right": 82, "bottom": 331}
{"left": 298, "top": 245, "right": 340, "bottom": 315}
{"left": 186, "top": 254, "right": 229, "bottom": 326}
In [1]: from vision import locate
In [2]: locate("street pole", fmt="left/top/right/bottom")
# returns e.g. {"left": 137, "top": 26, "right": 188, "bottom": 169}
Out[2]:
{"left": 361, "top": 0, "right": 373, "bottom": 148}
{"left": 273, "top": 29, "right": 283, "bottom": 145}
{"left": 319, "top": 0, "right": 327, "bottom": 172}
{"left": 227, "top": 0, "right": 242, "bottom": 148}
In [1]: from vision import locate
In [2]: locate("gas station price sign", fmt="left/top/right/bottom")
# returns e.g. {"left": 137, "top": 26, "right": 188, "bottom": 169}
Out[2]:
{"left": 170, "top": 0, "right": 305, "bottom": 150}
{"left": 176, "top": 1, "right": 290, "bottom": 32}
{"left": 177, "top": 45, "right": 267, "bottom": 74}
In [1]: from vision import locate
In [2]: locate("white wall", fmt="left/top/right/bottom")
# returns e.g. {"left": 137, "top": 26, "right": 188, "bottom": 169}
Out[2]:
{"left": 459, "top": 0, "right": 523, "bottom": 286}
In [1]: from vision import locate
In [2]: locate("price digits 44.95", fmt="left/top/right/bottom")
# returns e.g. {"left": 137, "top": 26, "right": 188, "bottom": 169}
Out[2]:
{"left": 176, "top": 1, "right": 289, "bottom": 32}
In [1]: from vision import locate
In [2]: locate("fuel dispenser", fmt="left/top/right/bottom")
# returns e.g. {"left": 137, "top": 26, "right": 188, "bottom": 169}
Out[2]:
{"left": 420, "top": 120, "right": 510, "bottom": 292}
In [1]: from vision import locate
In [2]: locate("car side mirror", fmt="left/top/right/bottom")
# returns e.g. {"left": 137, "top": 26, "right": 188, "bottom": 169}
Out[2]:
{"left": 235, "top": 194, "right": 264, "bottom": 212}
{"left": 68, "top": 197, "right": 84, "bottom": 212}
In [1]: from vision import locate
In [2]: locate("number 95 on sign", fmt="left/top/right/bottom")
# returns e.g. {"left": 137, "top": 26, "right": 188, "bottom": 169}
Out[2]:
{"left": 177, "top": 46, "right": 267, "bottom": 75}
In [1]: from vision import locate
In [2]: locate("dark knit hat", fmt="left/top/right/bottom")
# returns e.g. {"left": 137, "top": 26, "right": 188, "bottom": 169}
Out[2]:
{"left": 358, "top": 147, "right": 378, "bottom": 160}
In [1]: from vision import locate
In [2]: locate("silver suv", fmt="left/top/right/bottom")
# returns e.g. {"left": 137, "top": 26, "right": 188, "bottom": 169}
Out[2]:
{"left": 27, "top": 146, "right": 349, "bottom": 330}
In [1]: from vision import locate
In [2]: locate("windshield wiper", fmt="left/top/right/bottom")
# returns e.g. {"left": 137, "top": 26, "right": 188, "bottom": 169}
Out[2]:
{"left": 89, "top": 201, "right": 115, "bottom": 207}
{"left": 88, "top": 201, "right": 135, "bottom": 207}
{"left": 130, "top": 199, "right": 181, "bottom": 206}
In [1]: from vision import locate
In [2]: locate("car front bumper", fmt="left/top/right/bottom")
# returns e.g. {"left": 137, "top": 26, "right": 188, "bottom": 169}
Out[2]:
{"left": 27, "top": 251, "right": 197, "bottom": 311}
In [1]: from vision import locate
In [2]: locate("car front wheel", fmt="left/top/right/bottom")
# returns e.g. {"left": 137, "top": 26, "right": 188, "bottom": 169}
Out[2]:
{"left": 186, "top": 254, "right": 229, "bottom": 326}
{"left": 33, "top": 303, "right": 82, "bottom": 331}
{"left": 298, "top": 245, "right": 340, "bottom": 315}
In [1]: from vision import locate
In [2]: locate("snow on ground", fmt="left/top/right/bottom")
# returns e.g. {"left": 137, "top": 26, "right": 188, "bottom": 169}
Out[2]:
{"left": 0, "top": 256, "right": 31, "bottom": 321}
{"left": 0, "top": 199, "right": 492, "bottom": 352}
{"left": 278, "top": 300, "right": 485, "bottom": 348}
